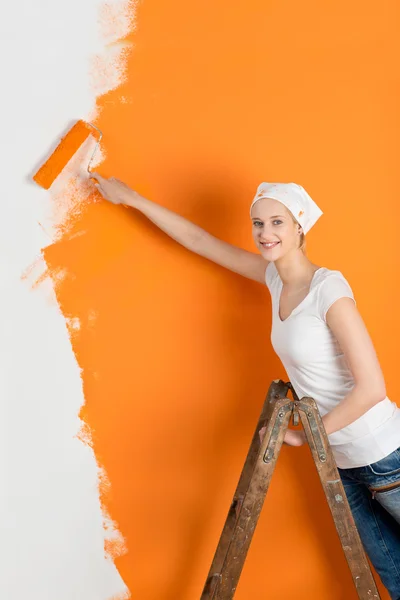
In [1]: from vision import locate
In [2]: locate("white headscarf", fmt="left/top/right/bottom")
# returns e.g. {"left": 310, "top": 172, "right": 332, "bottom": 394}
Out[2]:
{"left": 250, "top": 182, "right": 323, "bottom": 234}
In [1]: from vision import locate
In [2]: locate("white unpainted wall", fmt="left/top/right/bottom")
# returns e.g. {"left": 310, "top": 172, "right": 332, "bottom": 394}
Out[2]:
{"left": 0, "top": 1, "right": 135, "bottom": 598}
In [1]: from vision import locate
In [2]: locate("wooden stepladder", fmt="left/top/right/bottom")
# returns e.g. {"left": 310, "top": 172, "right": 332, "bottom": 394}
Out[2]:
{"left": 201, "top": 380, "right": 380, "bottom": 600}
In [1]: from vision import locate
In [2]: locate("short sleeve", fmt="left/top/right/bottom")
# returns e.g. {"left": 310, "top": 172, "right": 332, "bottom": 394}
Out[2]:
{"left": 317, "top": 273, "right": 356, "bottom": 322}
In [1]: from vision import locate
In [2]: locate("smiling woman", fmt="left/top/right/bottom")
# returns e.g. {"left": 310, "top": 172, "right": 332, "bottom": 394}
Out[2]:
{"left": 90, "top": 172, "right": 400, "bottom": 599}
{"left": 9, "top": 0, "right": 399, "bottom": 597}
{"left": 251, "top": 181, "right": 319, "bottom": 257}
{"left": 251, "top": 204, "right": 299, "bottom": 254}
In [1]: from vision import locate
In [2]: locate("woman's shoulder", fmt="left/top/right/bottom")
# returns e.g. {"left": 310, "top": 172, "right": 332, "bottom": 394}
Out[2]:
{"left": 265, "top": 262, "right": 354, "bottom": 300}
{"left": 266, "top": 263, "right": 351, "bottom": 286}
{"left": 313, "top": 267, "right": 356, "bottom": 316}
{"left": 313, "top": 266, "right": 352, "bottom": 288}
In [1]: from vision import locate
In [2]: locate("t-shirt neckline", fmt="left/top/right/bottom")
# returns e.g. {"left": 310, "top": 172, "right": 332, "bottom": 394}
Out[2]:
{"left": 278, "top": 267, "right": 324, "bottom": 323}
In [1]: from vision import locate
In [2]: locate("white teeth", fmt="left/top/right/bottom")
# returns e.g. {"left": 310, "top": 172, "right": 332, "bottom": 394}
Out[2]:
{"left": 262, "top": 242, "right": 279, "bottom": 248}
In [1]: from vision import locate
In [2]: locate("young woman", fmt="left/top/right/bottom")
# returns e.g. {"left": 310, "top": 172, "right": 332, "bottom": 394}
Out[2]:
{"left": 91, "top": 174, "right": 400, "bottom": 599}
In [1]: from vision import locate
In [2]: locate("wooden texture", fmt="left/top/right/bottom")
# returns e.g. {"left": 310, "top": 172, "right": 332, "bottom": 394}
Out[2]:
{"left": 201, "top": 380, "right": 380, "bottom": 600}
{"left": 298, "top": 396, "right": 380, "bottom": 599}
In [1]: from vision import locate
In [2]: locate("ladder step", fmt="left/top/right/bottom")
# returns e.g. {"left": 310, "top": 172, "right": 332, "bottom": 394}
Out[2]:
{"left": 200, "top": 380, "right": 381, "bottom": 600}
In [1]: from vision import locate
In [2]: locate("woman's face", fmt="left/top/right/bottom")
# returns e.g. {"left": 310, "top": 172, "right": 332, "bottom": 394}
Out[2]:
{"left": 251, "top": 198, "right": 301, "bottom": 260}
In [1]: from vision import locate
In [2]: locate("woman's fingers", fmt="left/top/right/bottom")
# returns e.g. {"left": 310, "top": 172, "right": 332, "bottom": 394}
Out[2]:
{"left": 89, "top": 174, "right": 108, "bottom": 199}
{"left": 88, "top": 173, "right": 126, "bottom": 205}
{"left": 90, "top": 172, "right": 103, "bottom": 182}
{"left": 90, "top": 172, "right": 107, "bottom": 190}
{"left": 88, "top": 172, "right": 101, "bottom": 188}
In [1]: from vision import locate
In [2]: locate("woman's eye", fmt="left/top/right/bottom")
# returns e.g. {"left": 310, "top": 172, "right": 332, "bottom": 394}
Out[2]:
{"left": 253, "top": 220, "right": 263, "bottom": 227}
{"left": 273, "top": 220, "right": 283, "bottom": 225}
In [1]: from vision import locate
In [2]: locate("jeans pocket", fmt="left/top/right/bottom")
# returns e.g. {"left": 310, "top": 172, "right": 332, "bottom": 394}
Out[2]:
{"left": 372, "top": 484, "right": 400, "bottom": 525}
{"left": 368, "top": 447, "right": 400, "bottom": 476}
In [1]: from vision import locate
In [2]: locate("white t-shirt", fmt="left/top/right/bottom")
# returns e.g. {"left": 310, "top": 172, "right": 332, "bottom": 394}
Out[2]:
{"left": 265, "top": 261, "right": 400, "bottom": 469}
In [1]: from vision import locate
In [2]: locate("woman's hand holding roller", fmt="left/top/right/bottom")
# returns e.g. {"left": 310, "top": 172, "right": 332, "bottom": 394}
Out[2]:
{"left": 90, "top": 173, "right": 143, "bottom": 208}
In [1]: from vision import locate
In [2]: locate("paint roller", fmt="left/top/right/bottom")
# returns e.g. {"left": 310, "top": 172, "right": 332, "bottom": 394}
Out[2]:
{"left": 33, "top": 120, "right": 130, "bottom": 208}
{"left": 33, "top": 120, "right": 103, "bottom": 189}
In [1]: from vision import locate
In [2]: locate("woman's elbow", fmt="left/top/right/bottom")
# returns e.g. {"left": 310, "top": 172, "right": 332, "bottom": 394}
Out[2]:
{"left": 355, "top": 381, "right": 386, "bottom": 407}
{"left": 374, "top": 386, "right": 387, "bottom": 405}
{"left": 366, "top": 384, "right": 387, "bottom": 406}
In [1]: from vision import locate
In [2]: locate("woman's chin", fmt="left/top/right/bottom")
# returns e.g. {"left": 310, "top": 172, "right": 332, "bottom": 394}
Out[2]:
{"left": 260, "top": 245, "right": 281, "bottom": 259}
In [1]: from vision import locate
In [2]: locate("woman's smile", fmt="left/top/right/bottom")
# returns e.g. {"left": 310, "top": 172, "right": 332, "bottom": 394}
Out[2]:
{"left": 260, "top": 241, "right": 281, "bottom": 249}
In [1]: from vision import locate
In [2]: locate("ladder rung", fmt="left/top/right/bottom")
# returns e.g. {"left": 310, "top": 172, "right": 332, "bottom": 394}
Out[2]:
{"left": 200, "top": 379, "right": 381, "bottom": 600}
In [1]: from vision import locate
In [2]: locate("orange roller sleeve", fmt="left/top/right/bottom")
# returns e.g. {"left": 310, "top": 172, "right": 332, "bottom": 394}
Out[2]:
{"left": 33, "top": 120, "right": 96, "bottom": 189}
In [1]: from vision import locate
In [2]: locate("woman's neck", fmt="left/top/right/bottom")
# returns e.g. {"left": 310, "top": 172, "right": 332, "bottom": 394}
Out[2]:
{"left": 274, "top": 252, "right": 320, "bottom": 286}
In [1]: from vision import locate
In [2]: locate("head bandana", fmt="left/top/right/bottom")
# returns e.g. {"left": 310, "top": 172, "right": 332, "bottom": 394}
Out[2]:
{"left": 250, "top": 182, "right": 323, "bottom": 234}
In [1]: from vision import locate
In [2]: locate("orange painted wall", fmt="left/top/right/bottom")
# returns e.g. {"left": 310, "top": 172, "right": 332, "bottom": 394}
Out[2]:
{"left": 43, "top": 1, "right": 399, "bottom": 598}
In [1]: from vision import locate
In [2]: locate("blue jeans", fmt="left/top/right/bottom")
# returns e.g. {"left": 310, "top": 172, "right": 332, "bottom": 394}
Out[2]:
{"left": 337, "top": 446, "right": 400, "bottom": 600}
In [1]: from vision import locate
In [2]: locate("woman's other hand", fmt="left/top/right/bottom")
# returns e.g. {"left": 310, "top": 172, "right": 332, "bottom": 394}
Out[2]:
{"left": 258, "top": 426, "right": 306, "bottom": 447}
{"left": 284, "top": 429, "right": 306, "bottom": 446}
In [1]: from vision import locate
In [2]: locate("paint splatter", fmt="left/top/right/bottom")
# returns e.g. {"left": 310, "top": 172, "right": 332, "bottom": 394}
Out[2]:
{"left": 3, "top": 0, "right": 137, "bottom": 598}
